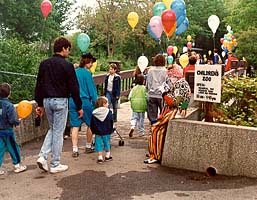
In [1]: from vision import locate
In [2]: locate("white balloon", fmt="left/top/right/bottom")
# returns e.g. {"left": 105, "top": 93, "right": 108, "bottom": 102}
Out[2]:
{"left": 221, "top": 51, "right": 226, "bottom": 57}
{"left": 208, "top": 15, "right": 220, "bottom": 34}
{"left": 137, "top": 56, "right": 148, "bottom": 72}
{"left": 226, "top": 25, "right": 231, "bottom": 32}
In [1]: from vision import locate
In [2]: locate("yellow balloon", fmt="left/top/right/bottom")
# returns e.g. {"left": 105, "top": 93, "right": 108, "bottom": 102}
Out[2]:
{"left": 127, "top": 12, "right": 139, "bottom": 29}
{"left": 173, "top": 46, "right": 178, "bottom": 55}
{"left": 179, "top": 54, "right": 189, "bottom": 68}
{"left": 17, "top": 100, "right": 32, "bottom": 119}
{"left": 187, "top": 35, "right": 192, "bottom": 42}
{"left": 90, "top": 60, "right": 97, "bottom": 74}
{"left": 162, "top": 0, "right": 173, "bottom": 8}
{"left": 208, "top": 50, "right": 212, "bottom": 56}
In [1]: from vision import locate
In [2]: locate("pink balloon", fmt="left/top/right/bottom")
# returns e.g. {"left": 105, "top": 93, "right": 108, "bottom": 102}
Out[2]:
{"left": 149, "top": 16, "right": 163, "bottom": 39}
{"left": 41, "top": 0, "right": 52, "bottom": 19}
{"left": 187, "top": 42, "right": 192, "bottom": 49}
{"left": 167, "top": 45, "right": 174, "bottom": 55}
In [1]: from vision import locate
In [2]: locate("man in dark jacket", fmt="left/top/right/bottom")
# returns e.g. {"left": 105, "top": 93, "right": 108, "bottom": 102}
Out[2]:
{"left": 35, "top": 37, "right": 83, "bottom": 174}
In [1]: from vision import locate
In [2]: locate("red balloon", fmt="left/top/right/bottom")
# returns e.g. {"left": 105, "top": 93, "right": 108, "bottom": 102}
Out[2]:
{"left": 41, "top": 0, "right": 52, "bottom": 19}
{"left": 161, "top": 10, "right": 177, "bottom": 38}
{"left": 167, "top": 45, "right": 174, "bottom": 55}
{"left": 187, "top": 42, "right": 192, "bottom": 49}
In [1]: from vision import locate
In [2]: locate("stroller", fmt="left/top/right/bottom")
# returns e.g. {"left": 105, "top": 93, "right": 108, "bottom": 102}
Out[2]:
{"left": 113, "top": 127, "right": 124, "bottom": 146}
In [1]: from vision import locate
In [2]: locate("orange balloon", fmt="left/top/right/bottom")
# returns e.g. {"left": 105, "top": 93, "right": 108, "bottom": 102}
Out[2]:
{"left": 17, "top": 100, "right": 32, "bottom": 119}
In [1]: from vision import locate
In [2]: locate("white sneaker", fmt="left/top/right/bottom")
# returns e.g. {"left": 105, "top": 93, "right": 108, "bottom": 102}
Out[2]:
{"left": 0, "top": 169, "right": 4, "bottom": 175}
{"left": 14, "top": 164, "right": 27, "bottom": 173}
{"left": 50, "top": 164, "right": 68, "bottom": 174}
{"left": 37, "top": 157, "right": 48, "bottom": 172}
{"left": 139, "top": 133, "right": 145, "bottom": 137}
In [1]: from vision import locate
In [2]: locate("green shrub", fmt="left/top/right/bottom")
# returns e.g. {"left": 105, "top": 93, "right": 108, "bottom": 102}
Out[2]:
{"left": 215, "top": 76, "right": 257, "bottom": 127}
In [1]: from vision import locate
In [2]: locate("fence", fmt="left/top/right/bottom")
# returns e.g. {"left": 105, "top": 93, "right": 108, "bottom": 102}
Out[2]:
{"left": 0, "top": 69, "right": 135, "bottom": 104}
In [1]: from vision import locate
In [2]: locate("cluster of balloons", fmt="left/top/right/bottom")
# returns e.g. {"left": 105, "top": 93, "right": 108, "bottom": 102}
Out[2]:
{"left": 220, "top": 26, "right": 238, "bottom": 53}
{"left": 127, "top": 12, "right": 139, "bottom": 30}
{"left": 40, "top": 0, "right": 52, "bottom": 19}
{"left": 186, "top": 35, "right": 192, "bottom": 49}
{"left": 148, "top": 0, "right": 189, "bottom": 42}
{"left": 166, "top": 45, "right": 178, "bottom": 64}
{"left": 208, "top": 15, "right": 220, "bottom": 35}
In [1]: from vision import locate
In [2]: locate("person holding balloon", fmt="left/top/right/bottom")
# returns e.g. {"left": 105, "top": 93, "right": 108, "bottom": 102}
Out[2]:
{"left": 182, "top": 55, "right": 197, "bottom": 77}
{"left": 0, "top": 83, "right": 27, "bottom": 175}
{"left": 69, "top": 53, "right": 98, "bottom": 157}
{"left": 35, "top": 37, "right": 83, "bottom": 174}
{"left": 146, "top": 54, "right": 167, "bottom": 125}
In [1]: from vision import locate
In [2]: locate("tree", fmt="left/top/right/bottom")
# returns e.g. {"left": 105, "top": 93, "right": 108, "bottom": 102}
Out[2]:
{"left": 0, "top": 0, "right": 75, "bottom": 42}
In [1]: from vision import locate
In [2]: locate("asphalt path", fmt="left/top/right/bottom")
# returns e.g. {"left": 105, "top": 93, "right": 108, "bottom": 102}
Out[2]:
{"left": 0, "top": 102, "right": 257, "bottom": 200}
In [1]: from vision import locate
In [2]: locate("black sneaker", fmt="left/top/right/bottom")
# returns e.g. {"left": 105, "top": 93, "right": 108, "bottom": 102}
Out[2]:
{"left": 129, "top": 129, "right": 134, "bottom": 138}
{"left": 97, "top": 159, "right": 103, "bottom": 164}
{"left": 72, "top": 151, "right": 79, "bottom": 158}
{"left": 105, "top": 156, "right": 113, "bottom": 161}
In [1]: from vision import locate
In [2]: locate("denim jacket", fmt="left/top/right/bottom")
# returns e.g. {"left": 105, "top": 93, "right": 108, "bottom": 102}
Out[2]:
{"left": 0, "top": 98, "right": 20, "bottom": 134}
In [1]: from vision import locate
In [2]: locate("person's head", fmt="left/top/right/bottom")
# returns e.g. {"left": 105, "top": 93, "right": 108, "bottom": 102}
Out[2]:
{"left": 228, "top": 52, "right": 233, "bottom": 57}
{"left": 95, "top": 96, "right": 108, "bottom": 108}
{"left": 53, "top": 37, "right": 71, "bottom": 57}
{"left": 153, "top": 54, "right": 166, "bottom": 67}
{"left": 135, "top": 74, "right": 145, "bottom": 85}
{"left": 80, "top": 53, "right": 96, "bottom": 69}
{"left": 213, "top": 48, "right": 218, "bottom": 53}
{"left": 189, "top": 55, "right": 197, "bottom": 65}
{"left": 109, "top": 63, "right": 117, "bottom": 75}
{"left": 168, "top": 65, "right": 183, "bottom": 79}
{"left": 0, "top": 83, "right": 11, "bottom": 98}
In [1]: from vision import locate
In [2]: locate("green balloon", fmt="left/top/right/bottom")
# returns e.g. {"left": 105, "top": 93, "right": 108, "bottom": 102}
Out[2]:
{"left": 167, "top": 55, "right": 174, "bottom": 64}
{"left": 77, "top": 33, "right": 90, "bottom": 53}
{"left": 153, "top": 2, "right": 167, "bottom": 16}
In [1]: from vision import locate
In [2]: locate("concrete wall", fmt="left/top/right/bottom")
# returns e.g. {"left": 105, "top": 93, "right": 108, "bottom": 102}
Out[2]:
{"left": 162, "top": 119, "right": 257, "bottom": 178}
{"left": 14, "top": 101, "right": 49, "bottom": 145}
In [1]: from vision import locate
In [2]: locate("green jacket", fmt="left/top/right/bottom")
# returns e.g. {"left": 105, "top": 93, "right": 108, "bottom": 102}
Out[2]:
{"left": 128, "top": 85, "right": 147, "bottom": 112}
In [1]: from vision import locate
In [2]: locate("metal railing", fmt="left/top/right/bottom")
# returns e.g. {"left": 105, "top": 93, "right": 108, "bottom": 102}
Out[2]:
{"left": 0, "top": 69, "right": 135, "bottom": 103}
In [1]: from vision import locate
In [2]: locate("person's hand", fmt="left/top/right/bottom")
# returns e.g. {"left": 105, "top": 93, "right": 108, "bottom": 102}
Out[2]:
{"left": 35, "top": 107, "right": 44, "bottom": 117}
{"left": 77, "top": 109, "right": 83, "bottom": 118}
{"left": 116, "top": 96, "right": 120, "bottom": 100}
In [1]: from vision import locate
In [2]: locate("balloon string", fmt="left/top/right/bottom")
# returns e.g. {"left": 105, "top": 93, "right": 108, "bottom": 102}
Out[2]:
{"left": 40, "top": 19, "right": 46, "bottom": 49}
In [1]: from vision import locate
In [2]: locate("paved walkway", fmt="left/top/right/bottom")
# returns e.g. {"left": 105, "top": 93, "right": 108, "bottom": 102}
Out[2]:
{"left": 0, "top": 102, "right": 257, "bottom": 200}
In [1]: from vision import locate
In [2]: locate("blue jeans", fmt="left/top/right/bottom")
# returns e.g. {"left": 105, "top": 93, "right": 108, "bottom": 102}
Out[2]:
{"left": 130, "top": 112, "right": 145, "bottom": 134}
{"left": 39, "top": 98, "right": 68, "bottom": 168}
{"left": 106, "top": 91, "right": 118, "bottom": 121}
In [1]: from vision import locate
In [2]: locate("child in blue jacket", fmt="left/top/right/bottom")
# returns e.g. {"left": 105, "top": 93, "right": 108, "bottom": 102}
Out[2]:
{"left": 0, "top": 83, "right": 27, "bottom": 175}
{"left": 90, "top": 96, "right": 113, "bottom": 163}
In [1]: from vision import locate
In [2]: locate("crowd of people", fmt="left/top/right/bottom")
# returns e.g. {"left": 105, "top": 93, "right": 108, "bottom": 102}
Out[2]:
{"left": 1, "top": 36, "right": 237, "bottom": 175}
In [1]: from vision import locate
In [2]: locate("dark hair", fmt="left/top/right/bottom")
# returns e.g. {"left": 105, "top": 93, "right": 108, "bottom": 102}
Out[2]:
{"left": 135, "top": 74, "right": 145, "bottom": 85}
{"left": 79, "top": 58, "right": 92, "bottom": 67}
{"left": 189, "top": 55, "right": 197, "bottom": 65}
{"left": 53, "top": 37, "right": 71, "bottom": 53}
{"left": 95, "top": 96, "right": 108, "bottom": 107}
{"left": 109, "top": 63, "right": 117, "bottom": 71}
{"left": 213, "top": 48, "right": 218, "bottom": 53}
{"left": 153, "top": 54, "right": 165, "bottom": 66}
{"left": 0, "top": 83, "right": 11, "bottom": 98}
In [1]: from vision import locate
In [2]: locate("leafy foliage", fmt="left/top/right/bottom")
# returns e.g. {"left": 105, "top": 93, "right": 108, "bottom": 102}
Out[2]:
{"left": 215, "top": 76, "right": 257, "bottom": 127}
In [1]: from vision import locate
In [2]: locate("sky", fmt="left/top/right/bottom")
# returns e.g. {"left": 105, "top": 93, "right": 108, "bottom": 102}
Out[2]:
{"left": 67, "top": 0, "right": 98, "bottom": 34}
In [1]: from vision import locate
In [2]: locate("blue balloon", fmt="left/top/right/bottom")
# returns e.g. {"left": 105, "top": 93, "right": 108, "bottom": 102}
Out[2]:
{"left": 176, "top": 10, "right": 186, "bottom": 28}
{"left": 77, "top": 33, "right": 90, "bottom": 53}
{"left": 171, "top": 0, "right": 186, "bottom": 19}
{"left": 148, "top": 23, "right": 160, "bottom": 42}
{"left": 176, "top": 17, "right": 189, "bottom": 36}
